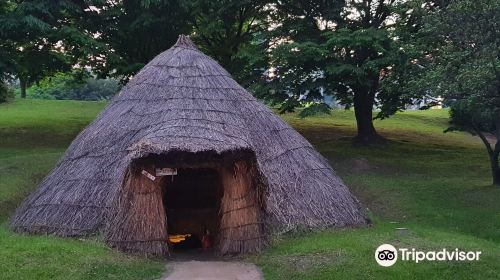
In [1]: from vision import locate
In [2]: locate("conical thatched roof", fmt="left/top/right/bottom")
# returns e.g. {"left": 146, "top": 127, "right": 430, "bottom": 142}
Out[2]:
{"left": 11, "top": 36, "right": 365, "bottom": 241}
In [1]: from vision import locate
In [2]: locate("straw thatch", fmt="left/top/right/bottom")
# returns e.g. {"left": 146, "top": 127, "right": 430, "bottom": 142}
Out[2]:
{"left": 219, "top": 160, "right": 266, "bottom": 254}
{"left": 10, "top": 35, "right": 366, "bottom": 255}
{"left": 106, "top": 164, "right": 169, "bottom": 255}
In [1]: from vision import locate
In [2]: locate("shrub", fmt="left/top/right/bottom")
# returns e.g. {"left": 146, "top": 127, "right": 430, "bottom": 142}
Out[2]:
{"left": 29, "top": 72, "right": 121, "bottom": 101}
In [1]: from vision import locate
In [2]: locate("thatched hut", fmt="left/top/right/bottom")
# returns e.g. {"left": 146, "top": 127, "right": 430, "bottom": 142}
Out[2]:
{"left": 10, "top": 35, "right": 366, "bottom": 255}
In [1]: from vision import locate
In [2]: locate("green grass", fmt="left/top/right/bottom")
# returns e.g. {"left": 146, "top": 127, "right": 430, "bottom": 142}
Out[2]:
{"left": 254, "top": 110, "right": 500, "bottom": 279}
{"left": 1, "top": 99, "right": 499, "bottom": 279}
{"left": 0, "top": 99, "right": 165, "bottom": 280}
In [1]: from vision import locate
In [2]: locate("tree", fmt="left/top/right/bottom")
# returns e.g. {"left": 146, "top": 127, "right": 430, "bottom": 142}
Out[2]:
{"left": 0, "top": 0, "right": 13, "bottom": 78}
{"left": 86, "top": 0, "right": 192, "bottom": 80}
{"left": 449, "top": 101, "right": 499, "bottom": 186}
{"left": 183, "top": 0, "right": 270, "bottom": 86}
{"left": 411, "top": 0, "right": 499, "bottom": 185}
{"left": 0, "top": 0, "right": 101, "bottom": 98}
{"left": 263, "top": 0, "right": 421, "bottom": 143}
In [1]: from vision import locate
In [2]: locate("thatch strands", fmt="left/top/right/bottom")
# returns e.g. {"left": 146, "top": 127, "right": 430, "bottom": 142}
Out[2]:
{"left": 10, "top": 35, "right": 366, "bottom": 255}
{"left": 106, "top": 165, "right": 168, "bottom": 255}
{"left": 219, "top": 161, "right": 265, "bottom": 254}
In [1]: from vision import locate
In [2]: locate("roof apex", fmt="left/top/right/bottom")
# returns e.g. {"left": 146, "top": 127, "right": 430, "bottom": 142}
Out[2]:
{"left": 174, "top": 35, "right": 198, "bottom": 49}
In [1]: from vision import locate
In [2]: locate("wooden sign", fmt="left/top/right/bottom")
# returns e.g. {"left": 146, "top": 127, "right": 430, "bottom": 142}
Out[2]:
{"left": 141, "top": 170, "right": 156, "bottom": 181}
{"left": 156, "top": 168, "right": 177, "bottom": 176}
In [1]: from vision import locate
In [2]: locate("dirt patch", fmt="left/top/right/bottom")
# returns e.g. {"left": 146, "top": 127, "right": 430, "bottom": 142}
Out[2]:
{"left": 163, "top": 261, "right": 262, "bottom": 280}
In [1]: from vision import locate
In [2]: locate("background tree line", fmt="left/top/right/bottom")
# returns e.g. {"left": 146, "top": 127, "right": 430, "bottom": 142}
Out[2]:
{"left": 0, "top": 0, "right": 498, "bottom": 184}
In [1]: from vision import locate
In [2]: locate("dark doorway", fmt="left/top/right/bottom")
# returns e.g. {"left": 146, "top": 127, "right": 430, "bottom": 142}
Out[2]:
{"left": 162, "top": 168, "right": 222, "bottom": 251}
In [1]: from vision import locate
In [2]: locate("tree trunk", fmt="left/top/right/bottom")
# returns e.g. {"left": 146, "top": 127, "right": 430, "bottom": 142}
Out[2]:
{"left": 492, "top": 142, "right": 500, "bottom": 187}
{"left": 493, "top": 159, "right": 500, "bottom": 187}
{"left": 495, "top": 118, "right": 500, "bottom": 186}
{"left": 474, "top": 124, "right": 500, "bottom": 187}
{"left": 353, "top": 91, "right": 384, "bottom": 144}
{"left": 19, "top": 77, "right": 27, "bottom": 99}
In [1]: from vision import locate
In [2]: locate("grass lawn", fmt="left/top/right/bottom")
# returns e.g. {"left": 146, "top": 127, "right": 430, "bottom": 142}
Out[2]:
{"left": 255, "top": 110, "right": 500, "bottom": 279}
{"left": 0, "top": 99, "right": 165, "bottom": 280}
{"left": 1, "top": 99, "right": 499, "bottom": 279}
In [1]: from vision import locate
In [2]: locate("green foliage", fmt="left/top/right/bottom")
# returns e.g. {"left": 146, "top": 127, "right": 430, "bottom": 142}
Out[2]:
{"left": 261, "top": 0, "right": 420, "bottom": 142}
{"left": 448, "top": 100, "right": 497, "bottom": 135}
{"left": 298, "top": 102, "right": 331, "bottom": 119}
{"left": 323, "top": 27, "right": 396, "bottom": 107}
{"left": 87, "top": 0, "right": 192, "bottom": 80}
{"left": 1, "top": 0, "right": 269, "bottom": 91}
{"left": 185, "top": 0, "right": 270, "bottom": 86}
{"left": 269, "top": 3, "right": 400, "bottom": 106}
{"left": 402, "top": 0, "right": 499, "bottom": 184}
{"left": 0, "top": 0, "right": 104, "bottom": 97}
{"left": 27, "top": 72, "right": 120, "bottom": 101}
{"left": 407, "top": 0, "right": 499, "bottom": 133}
{"left": 0, "top": 81, "right": 14, "bottom": 103}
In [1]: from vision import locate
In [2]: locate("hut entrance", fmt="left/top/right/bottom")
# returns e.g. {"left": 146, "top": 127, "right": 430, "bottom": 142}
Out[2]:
{"left": 106, "top": 151, "right": 266, "bottom": 256}
{"left": 163, "top": 168, "right": 222, "bottom": 252}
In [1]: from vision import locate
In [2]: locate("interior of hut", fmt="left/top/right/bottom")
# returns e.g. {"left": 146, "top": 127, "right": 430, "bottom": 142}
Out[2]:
{"left": 162, "top": 167, "right": 223, "bottom": 252}
{"left": 112, "top": 150, "right": 265, "bottom": 256}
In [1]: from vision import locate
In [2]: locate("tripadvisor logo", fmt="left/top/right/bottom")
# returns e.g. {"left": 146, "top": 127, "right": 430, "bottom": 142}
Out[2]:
{"left": 375, "top": 244, "right": 482, "bottom": 267}
{"left": 375, "top": 244, "right": 398, "bottom": 267}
